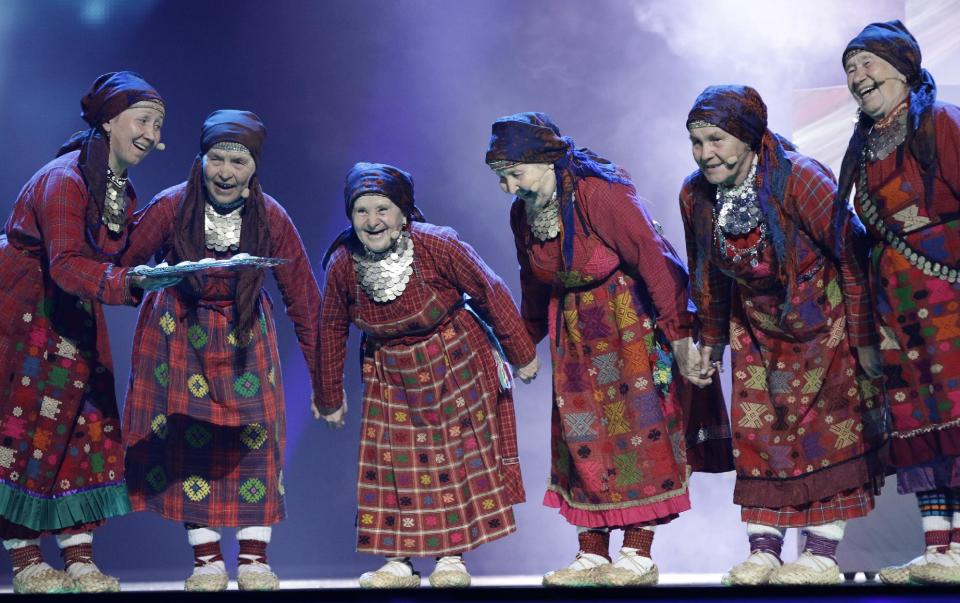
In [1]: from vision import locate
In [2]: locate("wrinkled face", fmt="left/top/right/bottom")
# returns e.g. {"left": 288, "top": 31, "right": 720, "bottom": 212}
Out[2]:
{"left": 102, "top": 103, "right": 164, "bottom": 173}
{"left": 351, "top": 194, "right": 406, "bottom": 253}
{"left": 688, "top": 125, "right": 755, "bottom": 186}
{"left": 845, "top": 50, "right": 910, "bottom": 120}
{"left": 494, "top": 163, "right": 557, "bottom": 208}
{"left": 202, "top": 148, "right": 256, "bottom": 205}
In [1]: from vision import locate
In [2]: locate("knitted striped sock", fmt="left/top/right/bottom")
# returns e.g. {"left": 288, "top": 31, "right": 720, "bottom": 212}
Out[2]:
{"left": 803, "top": 533, "right": 840, "bottom": 563}
{"left": 60, "top": 543, "right": 93, "bottom": 571}
{"left": 10, "top": 544, "right": 44, "bottom": 575}
{"left": 925, "top": 529, "right": 951, "bottom": 554}
{"left": 238, "top": 540, "right": 268, "bottom": 567}
{"left": 577, "top": 529, "right": 611, "bottom": 561}
{"left": 622, "top": 526, "right": 654, "bottom": 558}
{"left": 748, "top": 533, "right": 783, "bottom": 562}
{"left": 917, "top": 490, "right": 951, "bottom": 519}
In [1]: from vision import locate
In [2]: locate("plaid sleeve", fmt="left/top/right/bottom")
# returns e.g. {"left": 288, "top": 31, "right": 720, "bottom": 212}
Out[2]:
{"left": 582, "top": 179, "right": 694, "bottom": 341}
{"left": 789, "top": 157, "right": 877, "bottom": 347}
{"left": 680, "top": 182, "right": 731, "bottom": 347}
{"left": 510, "top": 201, "right": 551, "bottom": 344}
{"left": 266, "top": 198, "right": 323, "bottom": 403}
{"left": 122, "top": 188, "right": 178, "bottom": 267}
{"left": 317, "top": 250, "right": 352, "bottom": 414}
{"left": 35, "top": 167, "right": 133, "bottom": 306}
{"left": 429, "top": 227, "right": 537, "bottom": 367}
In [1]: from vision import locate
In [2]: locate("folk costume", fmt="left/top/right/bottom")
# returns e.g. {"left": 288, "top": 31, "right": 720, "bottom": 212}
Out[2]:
{"left": 0, "top": 71, "right": 163, "bottom": 593}
{"left": 487, "top": 112, "right": 726, "bottom": 586}
{"left": 318, "top": 162, "right": 536, "bottom": 588}
{"left": 120, "top": 110, "right": 321, "bottom": 591}
{"left": 839, "top": 21, "right": 960, "bottom": 585}
{"left": 681, "top": 85, "right": 885, "bottom": 585}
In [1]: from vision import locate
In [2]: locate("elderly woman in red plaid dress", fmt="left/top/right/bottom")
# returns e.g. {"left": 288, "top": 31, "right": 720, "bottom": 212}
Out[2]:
{"left": 681, "top": 85, "right": 886, "bottom": 585}
{"left": 120, "top": 110, "right": 321, "bottom": 592}
{"left": 317, "top": 162, "right": 538, "bottom": 588}
{"left": 0, "top": 71, "right": 172, "bottom": 594}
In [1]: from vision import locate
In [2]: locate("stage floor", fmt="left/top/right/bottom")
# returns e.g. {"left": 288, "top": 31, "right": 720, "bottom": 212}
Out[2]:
{"left": 2, "top": 574, "right": 958, "bottom": 601}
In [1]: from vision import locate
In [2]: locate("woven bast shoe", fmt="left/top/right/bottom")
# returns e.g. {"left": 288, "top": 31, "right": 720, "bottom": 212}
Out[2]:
{"left": 877, "top": 555, "right": 924, "bottom": 585}
{"left": 542, "top": 552, "right": 610, "bottom": 587}
{"left": 237, "top": 563, "right": 280, "bottom": 591}
{"left": 428, "top": 556, "right": 471, "bottom": 588}
{"left": 596, "top": 548, "right": 658, "bottom": 586}
{"left": 768, "top": 552, "right": 842, "bottom": 585}
{"left": 185, "top": 571, "right": 229, "bottom": 592}
{"left": 13, "top": 568, "right": 76, "bottom": 594}
{"left": 359, "top": 559, "right": 421, "bottom": 589}
{"left": 721, "top": 551, "right": 780, "bottom": 586}
{"left": 908, "top": 550, "right": 960, "bottom": 585}
{"left": 71, "top": 567, "right": 120, "bottom": 593}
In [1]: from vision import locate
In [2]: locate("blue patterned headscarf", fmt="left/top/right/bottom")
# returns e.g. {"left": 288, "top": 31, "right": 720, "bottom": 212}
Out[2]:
{"left": 342, "top": 162, "right": 424, "bottom": 222}
{"left": 485, "top": 112, "right": 630, "bottom": 268}
{"left": 686, "top": 86, "right": 797, "bottom": 314}
{"left": 322, "top": 162, "right": 425, "bottom": 268}
{"left": 838, "top": 20, "right": 938, "bottom": 205}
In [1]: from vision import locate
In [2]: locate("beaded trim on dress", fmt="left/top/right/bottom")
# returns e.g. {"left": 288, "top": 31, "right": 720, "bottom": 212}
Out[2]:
{"left": 856, "top": 158, "right": 958, "bottom": 283}
{"left": 713, "top": 158, "right": 766, "bottom": 267}
{"left": 353, "top": 232, "right": 414, "bottom": 302}
{"left": 103, "top": 168, "right": 128, "bottom": 234}
{"left": 715, "top": 158, "right": 760, "bottom": 236}
{"left": 529, "top": 193, "right": 560, "bottom": 241}
{"left": 205, "top": 202, "right": 243, "bottom": 252}
{"left": 865, "top": 104, "right": 908, "bottom": 163}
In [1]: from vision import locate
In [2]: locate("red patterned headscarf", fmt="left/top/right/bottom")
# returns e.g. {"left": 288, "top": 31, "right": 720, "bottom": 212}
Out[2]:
{"left": 56, "top": 71, "right": 164, "bottom": 255}
{"left": 171, "top": 110, "right": 270, "bottom": 336}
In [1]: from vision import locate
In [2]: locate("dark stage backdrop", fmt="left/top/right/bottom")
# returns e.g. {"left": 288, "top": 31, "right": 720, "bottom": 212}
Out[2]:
{"left": 0, "top": 0, "right": 940, "bottom": 583}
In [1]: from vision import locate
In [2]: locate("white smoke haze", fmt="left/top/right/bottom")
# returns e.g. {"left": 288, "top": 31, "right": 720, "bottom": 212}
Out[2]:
{"left": 633, "top": 0, "right": 882, "bottom": 80}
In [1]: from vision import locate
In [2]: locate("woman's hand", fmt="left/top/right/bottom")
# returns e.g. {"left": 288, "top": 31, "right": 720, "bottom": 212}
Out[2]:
{"left": 698, "top": 344, "right": 725, "bottom": 382}
{"left": 514, "top": 356, "right": 540, "bottom": 384}
{"left": 312, "top": 391, "right": 347, "bottom": 428}
{"left": 856, "top": 345, "right": 883, "bottom": 380}
{"left": 671, "top": 337, "right": 713, "bottom": 388}
{"left": 131, "top": 271, "right": 181, "bottom": 292}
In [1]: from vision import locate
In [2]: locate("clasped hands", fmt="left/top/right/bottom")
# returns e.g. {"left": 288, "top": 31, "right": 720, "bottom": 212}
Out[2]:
{"left": 671, "top": 336, "right": 721, "bottom": 388}
{"left": 312, "top": 390, "right": 347, "bottom": 428}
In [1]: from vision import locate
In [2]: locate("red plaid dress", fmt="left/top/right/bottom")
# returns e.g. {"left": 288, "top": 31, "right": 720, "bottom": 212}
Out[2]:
{"left": 0, "top": 151, "right": 138, "bottom": 538}
{"left": 680, "top": 152, "right": 885, "bottom": 527}
{"left": 514, "top": 177, "right": 698, "bottom": 528}
{"left": 319, "top": 223, "right": 535, "bottom": 557}
{"left": 120, "top": 184, "right": 321, "bottom": 526}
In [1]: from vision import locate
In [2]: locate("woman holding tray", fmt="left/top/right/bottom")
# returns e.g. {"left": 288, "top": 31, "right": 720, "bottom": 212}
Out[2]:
{"left": 119, "top": 109, "right": 322, "bottom": 591}
{"left": 0, "top": 71, "right": 175, "bottom": 594}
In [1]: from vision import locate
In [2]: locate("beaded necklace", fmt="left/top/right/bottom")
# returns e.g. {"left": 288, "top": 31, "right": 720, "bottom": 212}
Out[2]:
{"left": 353, "top": 231, "right": 415, "bottom": 302}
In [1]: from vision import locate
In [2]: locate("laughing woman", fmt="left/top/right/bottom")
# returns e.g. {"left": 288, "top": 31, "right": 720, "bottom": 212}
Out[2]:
{"left": 317, "top": 162, "right": 537, "bottom": 588}
{"left": 839, "top": 21, "right": 960, "bottom": 585}
{"left": 0, "top": 71, "right": 171, "bottom": 594}
{"left": 120, "top": 110, "right": 322, "bottom": 592}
